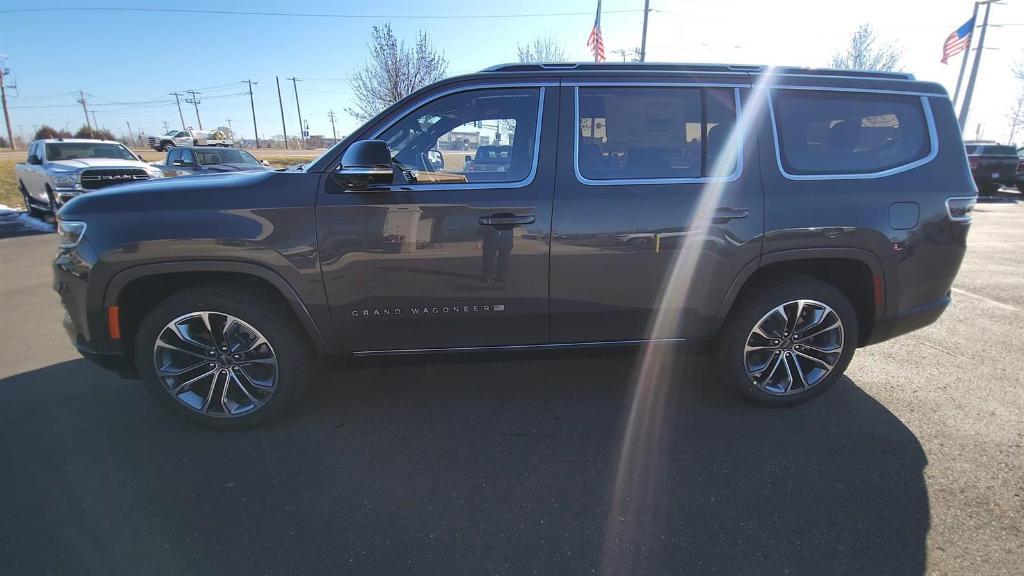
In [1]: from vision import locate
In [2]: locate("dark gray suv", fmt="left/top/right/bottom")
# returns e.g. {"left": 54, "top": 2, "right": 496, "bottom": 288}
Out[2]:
{"left": 53, "top": 63, "right": 977, "bottom": 427}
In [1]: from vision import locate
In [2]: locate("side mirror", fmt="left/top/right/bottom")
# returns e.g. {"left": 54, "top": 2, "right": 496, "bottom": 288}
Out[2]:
{"left": 28, "top": 155, "right": 41, "bottom": 165}
{"left": 334, "top": 140, "right": 393, "bottom": 189}
{"left": 464, "top": 155, "right": 472, "bottom": 163}
{"left": 261, "top": 160, "right": 270, "bottom": 166}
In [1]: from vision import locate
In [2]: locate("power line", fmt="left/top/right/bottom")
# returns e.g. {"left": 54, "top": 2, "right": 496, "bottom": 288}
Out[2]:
{"left": 0, "top": 7, "right": 645, "bottom": 19}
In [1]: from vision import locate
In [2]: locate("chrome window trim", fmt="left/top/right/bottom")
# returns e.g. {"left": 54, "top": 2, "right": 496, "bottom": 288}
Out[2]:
{"left": 771, "top": 84, "right": 945, "bottom": 98}
{"left": 767, "top": 90, "right": 939, "bottom": 181}
{"left": 573, "top": 85, "right": 744, "bottom": 186}
{"left": 360, "top": 83, "right": 552, "bottom": 191}
{"left": 566, "top": 81, "right": 750, "bottom": 88}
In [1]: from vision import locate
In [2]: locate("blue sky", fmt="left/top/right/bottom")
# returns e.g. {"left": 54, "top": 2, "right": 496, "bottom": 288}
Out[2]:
{"left": 2, "top": 0, "right": 1023, "bottom": 144}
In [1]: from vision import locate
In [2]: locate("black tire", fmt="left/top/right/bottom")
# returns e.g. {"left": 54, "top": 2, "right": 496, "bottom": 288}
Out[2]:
{"left": 715, "top": 274, "right": 858, "bottom": 407}
{"left": 133, "top": 283, "right": 317, "bottom": 428}
{"left": 19, "top": 181, "right": 43, "bottom": 218}
{"left": 979, "top": 183, "right": 999, "bottom": 196}
{"left": 161, "top": 141, "right": 174, "bottom": 152}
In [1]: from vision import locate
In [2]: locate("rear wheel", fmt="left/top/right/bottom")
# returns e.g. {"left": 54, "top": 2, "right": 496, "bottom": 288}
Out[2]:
{"left": 134, "top": 283, "right": 317, "bottom": 428}
{"left": 715, "top": 275, "right": 858, "bottom": 406}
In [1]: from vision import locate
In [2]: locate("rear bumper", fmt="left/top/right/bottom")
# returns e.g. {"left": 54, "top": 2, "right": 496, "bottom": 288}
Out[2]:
{"left": 863, "top": 296, "right": 949, "bottom": 346}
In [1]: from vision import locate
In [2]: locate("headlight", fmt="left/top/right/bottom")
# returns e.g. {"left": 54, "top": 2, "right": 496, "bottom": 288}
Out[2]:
{"left": 57, "top": 220, "right": 87, "bottom": 249}
{"left": 148, "top": 169, "right": 165, "bottom": 179}
{"left": 53, "top": 173, "right": 80, "bottom": 187}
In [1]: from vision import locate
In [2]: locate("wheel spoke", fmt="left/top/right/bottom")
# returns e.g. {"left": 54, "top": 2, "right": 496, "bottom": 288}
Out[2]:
{"left": 170, "top": 368, "right": 217, "bottom": 395}
{"left": 155, "top": 340, "right": 211, "bottom": 362}
{"left": 157, "top": 359, "right": 209, "bottom": 375}
{"left": 229, "top": 370, "right": 262, "bottom": 404}
{"left": 799, "top": 319, "right": 841, "bottom": 341}
{"left": 789, "top": 353, "right": 810, "bottom": 390}
{"left": 170, "top": 320, "right": 214, "bottom": 352}
{"left": 794, "top": 349, "right": 835, "bottom": 370}
{"left": 202, "top": 371, "right": 223, "bottom": 413}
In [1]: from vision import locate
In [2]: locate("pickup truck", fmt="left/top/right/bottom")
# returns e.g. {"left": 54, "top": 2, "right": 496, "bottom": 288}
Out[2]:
{"left": 146, "top": 129, "right": 235, "bottom": 152}
{"left": 965, "top": 142, "right": 1019, "bottom": 195}
{"left": 15, "top": 139, "right": 164, "bottom": 215}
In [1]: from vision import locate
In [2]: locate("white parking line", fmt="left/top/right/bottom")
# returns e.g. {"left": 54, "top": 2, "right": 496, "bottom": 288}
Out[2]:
{"left": 951, "top": 287, "right": 1021, "bottom": 312}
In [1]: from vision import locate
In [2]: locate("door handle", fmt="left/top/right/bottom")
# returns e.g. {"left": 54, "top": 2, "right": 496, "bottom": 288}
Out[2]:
{"left": 712, "top": 208, "right": 749, "bottom": 224}
{"left": 479, "top": 214, "right": 536, "bottom": 227}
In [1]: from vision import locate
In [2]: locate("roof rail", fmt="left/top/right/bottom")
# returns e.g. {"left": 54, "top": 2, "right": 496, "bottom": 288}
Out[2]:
{"left": 480, "top": 62, "right": 916, "bottom": 81}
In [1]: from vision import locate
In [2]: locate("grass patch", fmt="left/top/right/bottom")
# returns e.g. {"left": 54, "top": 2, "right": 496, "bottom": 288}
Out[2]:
{"left": 0, "top": 158, "right": 21, "bottom": 209}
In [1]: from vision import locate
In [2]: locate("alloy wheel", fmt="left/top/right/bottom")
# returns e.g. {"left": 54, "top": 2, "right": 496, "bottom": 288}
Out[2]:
{"left": 743, "top": 299, "right": 844, "bottom": 396}
{"left": 153, "top": 311, "right": 278, "bottom": 417}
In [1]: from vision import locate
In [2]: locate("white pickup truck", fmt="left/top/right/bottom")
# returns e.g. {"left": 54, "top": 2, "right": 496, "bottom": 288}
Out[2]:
{"left": 15, "top": 139, "right": 164, "bottom": 215}
{"left": 146, "top": 129, "right": 235, "bottom": 151}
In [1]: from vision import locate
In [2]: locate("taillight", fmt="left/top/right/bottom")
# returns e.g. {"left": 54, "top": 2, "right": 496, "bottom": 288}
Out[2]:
{"left": 946, "top": 197, "right": 976, "bottom": 222}
{"left": 1017, "top": 160, "right": 1024, "bottom": 175}
{"left": 969, "top": 157, "right": 980, "bottom": 169}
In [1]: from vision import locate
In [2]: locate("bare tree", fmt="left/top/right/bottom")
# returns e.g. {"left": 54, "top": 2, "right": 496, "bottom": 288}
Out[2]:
{"left": 346, "top": 23, "right": 448, "bottom": 121}
{"left": 516, "top": 34, "right": 568, "bottom": 63}
{"left": 830, "top": 24, "right": 903, "bottom": 72}
{"left": 1009, "top": 61, "right": 1024, "bottom": 145}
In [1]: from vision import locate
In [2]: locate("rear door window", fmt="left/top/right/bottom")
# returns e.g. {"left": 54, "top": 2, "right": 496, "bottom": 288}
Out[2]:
{"left": 576, "top": 86, "right": 738, "bottom": 181}
{"left": 771, "top": 90, "right": 931, "bottom": 176}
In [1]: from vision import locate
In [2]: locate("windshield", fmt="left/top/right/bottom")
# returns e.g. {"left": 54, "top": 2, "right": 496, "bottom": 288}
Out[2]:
{"left": 193, "top": 149, "right": 260, "bottom": 166}
{"left": 44, "top": 142, "right": 137, "bottom": 161}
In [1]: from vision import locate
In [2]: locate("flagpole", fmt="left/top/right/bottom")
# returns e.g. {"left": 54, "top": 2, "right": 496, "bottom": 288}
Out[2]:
{"left": 952, "top": 2, "right": 980, "bottom": 108}
{"left": 958, "top": 0, "right": 995, "bottom": 131}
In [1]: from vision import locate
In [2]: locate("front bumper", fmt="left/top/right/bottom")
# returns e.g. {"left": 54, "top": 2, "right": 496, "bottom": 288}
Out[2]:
{"left": 54, "top": 242, "right": 136, "bottom": 378}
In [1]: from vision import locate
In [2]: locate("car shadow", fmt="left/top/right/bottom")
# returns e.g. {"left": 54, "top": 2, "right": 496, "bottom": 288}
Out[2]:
{"left": 0, "top": 353, "right": 928, "bottom": 575}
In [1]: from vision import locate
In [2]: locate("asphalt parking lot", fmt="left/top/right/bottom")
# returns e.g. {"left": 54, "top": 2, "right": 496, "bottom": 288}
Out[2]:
{"left": 1, "top": 198, "right": 1021, "bottom": 575}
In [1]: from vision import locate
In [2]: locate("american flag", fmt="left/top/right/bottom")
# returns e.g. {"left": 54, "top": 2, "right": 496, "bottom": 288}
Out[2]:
{"left": 941, "top": 16, "right": 975, "bottom": 64}
{"left": 587, "top": 0, "right": 605, "bottom": 62}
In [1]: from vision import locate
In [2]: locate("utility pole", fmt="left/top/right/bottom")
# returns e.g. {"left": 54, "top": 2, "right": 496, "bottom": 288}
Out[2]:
{"left": 276, "top": 76, "right": 289, "bottom": 150}
{"left": 185, "top": 90, "right": 202, "bottom": 130}
{"left": 243, "top": 79, "right": 259, "bottom": 149}
{"left": 90, "top": 110, "right": 99, "bottom": 134}
{"left": 958, "top": 0, "right": 997, "bottom": 131}
{"left": 0, "top": 57, "right": 15, "bottom": 149}
{"left": 170, "top": 92, "right": 186, "bottom": 129}
{"left": 126, "top": 121, "right": 135, "bottom": 146}
{"left": 639, "top": 0, "right": 651, "bottom": 62}
{"left": 162, "top": 120, "right": 170, "bottom": 133}
{"left": 952, "top": 2, "right": 981, "bottom": 108}
{"left": 77, "top": 91, "right": 93, "bottom": 138}
{"left": 224, "top": 118, "right": 233, "bottom": 135}
{"left": 328, "top": 110, "right": 337, "bottom": 141}
{"left": 287, "top": 77, "right": 305, "bottom": 149}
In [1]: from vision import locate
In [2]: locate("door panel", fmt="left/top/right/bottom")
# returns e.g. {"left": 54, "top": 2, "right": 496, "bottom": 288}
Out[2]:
{"left": 317, "top": 85, "right": 558, "bottom": 352}
{"left": 549, "top": 81, "right": 764, "bottom": 343}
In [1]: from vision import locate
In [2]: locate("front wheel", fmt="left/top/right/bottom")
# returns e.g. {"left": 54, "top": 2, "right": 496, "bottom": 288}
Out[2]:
{"left": 715, "top": 275, "right": 858, "bottom": 406}
{"left": 134, "top": 283, "right": 317, "bottom": 428}
{"left": 19, "top": 182, "right": 43, "bottom": 217}
{"left": 161, "top": 141, "right": 175, "bottom": 152}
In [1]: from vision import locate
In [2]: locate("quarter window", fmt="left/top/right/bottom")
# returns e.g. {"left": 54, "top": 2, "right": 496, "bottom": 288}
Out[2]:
{"left": 375, "top": 87, "right": 541, "bottom": 186}
{"left": 576, "top": 86, "right": 739, "bottom": 181}
{"left": 772, "top": 90, "right": 931, "bottom": 176}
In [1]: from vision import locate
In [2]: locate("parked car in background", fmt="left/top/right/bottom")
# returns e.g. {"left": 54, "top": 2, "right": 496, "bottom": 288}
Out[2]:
{"left": 159, "top": 146, "right": 268, "bottom": 177}
{"left": 964, "top": 142, "right": 1018, "bottom": 194}
{"left": 465, "top": 145, "right": 512, "bottom": 173}
{"left": 146, "top": 129, "right": 235, "bottom": 151}
{"left": 53, "top": 63, "right": 975, "bottom": 427}
{"left": 15, "top": 139, "right": 163, "bottom": 215}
